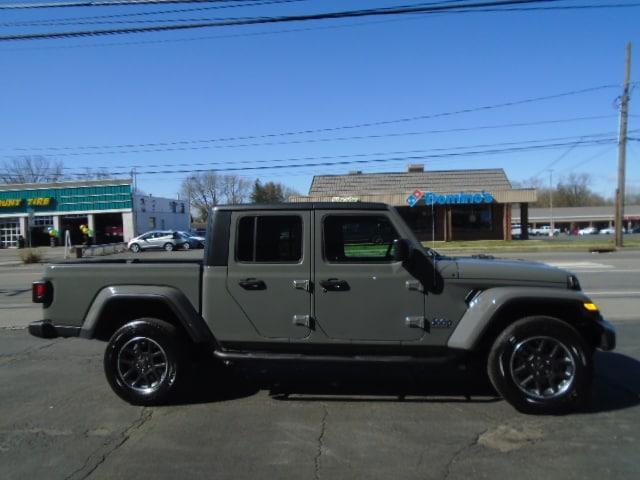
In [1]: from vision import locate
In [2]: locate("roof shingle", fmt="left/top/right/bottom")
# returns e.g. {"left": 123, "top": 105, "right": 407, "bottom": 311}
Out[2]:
{"left": 308, "top": 168, "right": 512, "bottom": 196}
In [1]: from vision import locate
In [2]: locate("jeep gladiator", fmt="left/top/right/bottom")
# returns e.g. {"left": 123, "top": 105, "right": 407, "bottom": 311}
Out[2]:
{"left": 29, "top": 203, "right": 616, "bottom": 414}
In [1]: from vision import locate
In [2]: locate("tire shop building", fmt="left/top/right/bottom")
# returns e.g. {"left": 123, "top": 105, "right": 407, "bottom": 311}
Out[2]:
{"left": 291, "top": 165, "right": 537, "bottom": 241}
{"left": 0, "top": 179, "right": 190, "bottom": 247}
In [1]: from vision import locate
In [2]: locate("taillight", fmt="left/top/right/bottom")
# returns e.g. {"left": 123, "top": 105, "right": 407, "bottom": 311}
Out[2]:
{"left": 32, "top": 281, "right": 52, "bottom": 305}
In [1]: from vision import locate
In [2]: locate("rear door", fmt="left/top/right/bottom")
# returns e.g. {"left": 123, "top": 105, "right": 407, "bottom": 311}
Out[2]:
{"left": 313, "top": 211, "right": 425, "bottom": 342}
{"left": 226, "top": 211, "right": 312, "bottom": 339}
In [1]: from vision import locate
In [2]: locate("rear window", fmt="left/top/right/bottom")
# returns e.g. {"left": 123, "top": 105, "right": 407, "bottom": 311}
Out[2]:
{"left": 237, "top": 215, "right": 302, "bottom": 263}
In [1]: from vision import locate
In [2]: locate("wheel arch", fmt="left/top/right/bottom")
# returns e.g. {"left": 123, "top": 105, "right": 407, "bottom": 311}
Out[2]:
{"left": 80, "top": 286, "right": 217, "bottom": 347}
{"left": 447, "top": 287, "right": 600, "bottom": 354}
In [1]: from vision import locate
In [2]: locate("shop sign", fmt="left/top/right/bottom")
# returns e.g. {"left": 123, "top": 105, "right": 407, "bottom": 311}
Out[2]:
{"left": 407, "top": 189, "right": 494, "bottom": 207}
{"left": 331, "top": 196, "right": 360, "bottom": 202}
{"left": 0, "top": 197, "right": 54, "bottom": 208}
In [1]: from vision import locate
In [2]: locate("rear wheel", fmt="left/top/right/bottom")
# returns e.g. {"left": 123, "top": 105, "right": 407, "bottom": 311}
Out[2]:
{"left": 164, "top": 242, "right": 174, "bottom": 252}
{"left": 487, "top": 316, "right": 592, "bottom": 414}
{"left": 182, "top": 242, "right": 191, "bottom": 250}
{"left": 104, "top": 319, "right": 186, "bottom": 405}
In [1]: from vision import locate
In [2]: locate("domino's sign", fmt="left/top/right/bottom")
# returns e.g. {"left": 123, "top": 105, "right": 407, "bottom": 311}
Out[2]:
{"left": 407, "top": 189, "right": 494, "bottom": 207}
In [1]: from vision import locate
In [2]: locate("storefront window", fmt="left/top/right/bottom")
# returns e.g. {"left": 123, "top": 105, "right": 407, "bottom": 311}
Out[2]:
{"left": 0, "top": 220, "right": 21, "bottom": 248}
{"left": 452, "top": 205, "right": 493, "bottom": 231}
{"left": 32, "top": 216, "right": 53, "bottom": 226}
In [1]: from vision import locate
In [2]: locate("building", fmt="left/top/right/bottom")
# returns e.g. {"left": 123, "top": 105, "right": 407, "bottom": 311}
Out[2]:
{"left": 291, "top": 165, "right": 536, "bottom": 241}
{"left": 511, "top": 205, "right": 640, "bottom": 232}
{"left": 0, "top": 179, "right": 190, "bottom": 247}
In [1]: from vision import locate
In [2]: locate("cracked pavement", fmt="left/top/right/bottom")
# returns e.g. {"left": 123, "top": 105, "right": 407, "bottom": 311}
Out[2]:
{"left": 0, "top": 324, "right": 639, "bottom": 480}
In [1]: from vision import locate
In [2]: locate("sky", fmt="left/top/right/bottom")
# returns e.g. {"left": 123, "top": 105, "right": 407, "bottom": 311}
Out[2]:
{"left": 1, "top": 0, "right": 639, "bottom": 200}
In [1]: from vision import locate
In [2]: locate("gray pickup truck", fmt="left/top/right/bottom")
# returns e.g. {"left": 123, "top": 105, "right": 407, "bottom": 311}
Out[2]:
{"left": 29, "top": 203, "right": 615, "bottom": 414}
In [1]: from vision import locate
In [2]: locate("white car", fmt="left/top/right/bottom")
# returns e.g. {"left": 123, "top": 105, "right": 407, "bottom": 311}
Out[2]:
{"left": 127, "top": 230, "right": 188, "bottom": 253}
{"left": 599, "top": 227, "right": 615, "bottom": 235}
{"left": 533, "top": 225, "right": 560, "bottom": 236}
{"left": 578, "top": 227, "right": 598, "bottom": 236}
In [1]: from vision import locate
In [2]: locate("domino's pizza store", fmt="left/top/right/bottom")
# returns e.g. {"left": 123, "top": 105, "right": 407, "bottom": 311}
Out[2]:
{"left": 291, "top": 165, "right": 537, "bottom": 242}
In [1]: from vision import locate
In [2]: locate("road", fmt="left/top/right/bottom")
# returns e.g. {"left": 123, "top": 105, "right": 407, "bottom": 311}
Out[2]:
{"left": 0, "top": 249, "right": 639, "bottom": 479}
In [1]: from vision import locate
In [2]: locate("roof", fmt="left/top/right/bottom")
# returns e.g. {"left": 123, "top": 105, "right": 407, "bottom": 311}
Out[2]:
{"left": 0, "top": 178, "right": 132, "bottom": 192}
{"left": 308, "top": 168, "right": 512, "bottom": 196}
{"left": 511, "top": 205, "right": 640, "bottom": 222}
{"left": 213, "top": 202, "right": 390, "bottom": 212}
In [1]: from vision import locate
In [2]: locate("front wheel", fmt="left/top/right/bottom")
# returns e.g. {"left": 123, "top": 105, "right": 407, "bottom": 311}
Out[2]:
{"left": 104, "top": 319, "right": 186, "bottom": 405}
{"left": 164, "top": 242, "right": 174, "bottom": 252}
{"left": 129, "top": 243, "right": 141, "bottom": 253}
{"left": 487, "top": 316, "right": 593, "bottom": 414}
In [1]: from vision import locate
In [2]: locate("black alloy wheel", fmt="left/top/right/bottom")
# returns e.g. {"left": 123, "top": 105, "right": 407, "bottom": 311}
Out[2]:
{"left": 104, "top": 319, "right": 186, "bottom": 405}
{"left": 487, "top": 316, "right": 593, "bottom": 414}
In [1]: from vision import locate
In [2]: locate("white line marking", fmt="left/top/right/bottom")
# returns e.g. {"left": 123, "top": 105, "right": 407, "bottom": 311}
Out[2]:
{"left": 548, "top": 262, "right": 614, "bottom": 270}
{"left": 585, "top": 291, "right": 640, "bottom": 297}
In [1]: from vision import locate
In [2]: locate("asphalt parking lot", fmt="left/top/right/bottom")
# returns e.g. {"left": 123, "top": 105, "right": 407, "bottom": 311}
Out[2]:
{"left": 1, "top": 248, "right": 639, "bottom": 479}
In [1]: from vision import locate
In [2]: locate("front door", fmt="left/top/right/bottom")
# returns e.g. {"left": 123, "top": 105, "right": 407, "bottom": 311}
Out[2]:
{"left": 226, "top": 211, "right": 312, "bottom": 339}
{"left": 314, "top": 211, "right": 425, "bottom": 342}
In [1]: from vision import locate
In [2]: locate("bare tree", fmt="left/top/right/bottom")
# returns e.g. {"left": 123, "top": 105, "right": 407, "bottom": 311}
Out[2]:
{"left": 0, "top": 156, "right": 64, "bottom": 184}
{"left": 181, "top": 172, "right": 250, "bottom": 221}
{"left": 221, "top": 175, "right": 251, "bottom": 204}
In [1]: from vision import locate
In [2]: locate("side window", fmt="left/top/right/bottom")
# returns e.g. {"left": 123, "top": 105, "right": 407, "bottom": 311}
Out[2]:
{"left": 323, "top": 215, "right": 399, "bottom": 262}
{"left": 236, "top": 215, "right": 302, "bottom": 263}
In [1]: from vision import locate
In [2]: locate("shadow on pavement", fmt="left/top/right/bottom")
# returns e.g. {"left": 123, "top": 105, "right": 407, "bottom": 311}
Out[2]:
{"left": 256, "top": 363, "right": 498, "bottom": 404}
{"left": 585, "top": 351, "right": 640, "bottom": 414}
{"left": 171, "top": 352, "right": 640, "bottom": 412}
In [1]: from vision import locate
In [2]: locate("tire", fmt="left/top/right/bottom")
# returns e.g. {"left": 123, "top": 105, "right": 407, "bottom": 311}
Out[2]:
{"left": 129, "top": 243, "right": 141, "bottom": 253}
{"left": 163, "top": 242, "right": 174, "bottom": 252}
{"left": 104, "top": 319, "right": 186, "bottom": 405}
{"left": 487, "top": 316, "right": 593, "bottom": 414}
{"left": 182, "top": 242, "right": 191, "bottom": 250}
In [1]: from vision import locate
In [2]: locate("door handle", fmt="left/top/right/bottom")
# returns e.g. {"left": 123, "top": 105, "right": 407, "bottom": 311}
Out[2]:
{"left": 238, "top": 278, "right": 266, "bottom": 290}
{"left": 320, "top": 278, "right": 350, "bottom": 292}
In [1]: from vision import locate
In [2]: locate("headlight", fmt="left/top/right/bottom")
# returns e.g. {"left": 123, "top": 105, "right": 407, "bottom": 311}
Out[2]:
{"left": 567, "top": 274, "right": 581, "bottom": 290}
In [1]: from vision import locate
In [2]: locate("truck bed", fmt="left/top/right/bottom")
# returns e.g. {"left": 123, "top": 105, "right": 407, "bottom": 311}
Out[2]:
{"left": 41, "top": 259, "right": 202, "bottom": 328}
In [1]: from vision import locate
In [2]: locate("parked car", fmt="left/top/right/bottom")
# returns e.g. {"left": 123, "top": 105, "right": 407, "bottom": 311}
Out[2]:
{"left": 578, "top": 227, "right": 598, "bottom": 236}
{"left": 29, "top": 202, "right": 615, "bottom": 414}
{"left": 531, "top": 225, "right": 560, "bottom": 236}
{"left": 599, "top": 227, "right": 615, "bottom": 235}
{"left": 127, "top": 231, "right": 188, "bottom": 252}
{"left": 510, "top": 223, "right": 522, "bottom": 238}
{"left": 179, "top": 231, "right": 205, "bottom": 249}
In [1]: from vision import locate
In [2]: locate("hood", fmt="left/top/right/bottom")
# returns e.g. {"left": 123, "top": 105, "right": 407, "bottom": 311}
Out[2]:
{"left": 453, "top": 256, "right": 569, "bottom": 285}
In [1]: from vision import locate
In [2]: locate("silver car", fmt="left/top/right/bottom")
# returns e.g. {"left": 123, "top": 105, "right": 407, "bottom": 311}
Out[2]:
{"left": 128, "top": 230, "right": 187, "bottom": 253}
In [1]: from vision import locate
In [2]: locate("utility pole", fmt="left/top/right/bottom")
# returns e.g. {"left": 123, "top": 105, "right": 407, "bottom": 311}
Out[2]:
{"left": 549, "top": 169, "right": 554, "bottom": 237}
{"left": 616, "top": 42, "right": 632, "bottom": 248}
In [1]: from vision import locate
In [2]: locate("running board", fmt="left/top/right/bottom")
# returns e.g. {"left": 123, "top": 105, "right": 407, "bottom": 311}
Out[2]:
{"left": 213, "top": 350, "right": 460, "bottom": 364}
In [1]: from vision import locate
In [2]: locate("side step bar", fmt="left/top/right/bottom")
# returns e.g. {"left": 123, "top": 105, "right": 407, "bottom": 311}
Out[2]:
{"left": 213, "top": 350, "right": 460, "bottom": 364}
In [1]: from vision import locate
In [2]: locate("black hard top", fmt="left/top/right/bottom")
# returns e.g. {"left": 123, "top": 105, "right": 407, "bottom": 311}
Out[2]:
{"left": 212, "top": 202, "right": 391, "bottom": 212}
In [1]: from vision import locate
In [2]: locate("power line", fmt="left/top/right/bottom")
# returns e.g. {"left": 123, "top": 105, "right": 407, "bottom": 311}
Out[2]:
{"left": 5, "top": 2, "right": 636, "bottom": 50}
{"left": 0, "top": 0, "right": 304, "bottom": 26}
{"left": 0, "top": 135, "right": 623, "bottom": 179}
{"left": 3, "top": 114, "right": 617, "bottom": 157}
{"left": 0, "top": 0, "right": 248, "bottom": 11}
{"left": 8, "top": 1, "right": 640, "bottom": 27}
{"left": 557, "top": 145, "right": 615, "bottom": 174}
{"left": 42, "top": 130, "right": 630, "bottom": 171}
{"left": 2, "top": 84, "right": 622, "bottom": 153}
{"left": 0, "top": 0, "right": 571, "bottom": 41}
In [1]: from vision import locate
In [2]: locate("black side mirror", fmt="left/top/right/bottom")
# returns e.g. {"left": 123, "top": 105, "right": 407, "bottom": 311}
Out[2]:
{"left": 392, "top": 238, "right": 411, "bottom": 262}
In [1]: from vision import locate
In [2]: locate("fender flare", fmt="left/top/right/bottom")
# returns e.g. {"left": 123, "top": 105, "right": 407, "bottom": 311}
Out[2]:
{"left": 79, "top": 285, "right": 216, "bottom": 345}
{"left": 446, "top": 287, "right": 593, "bottom": 351}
